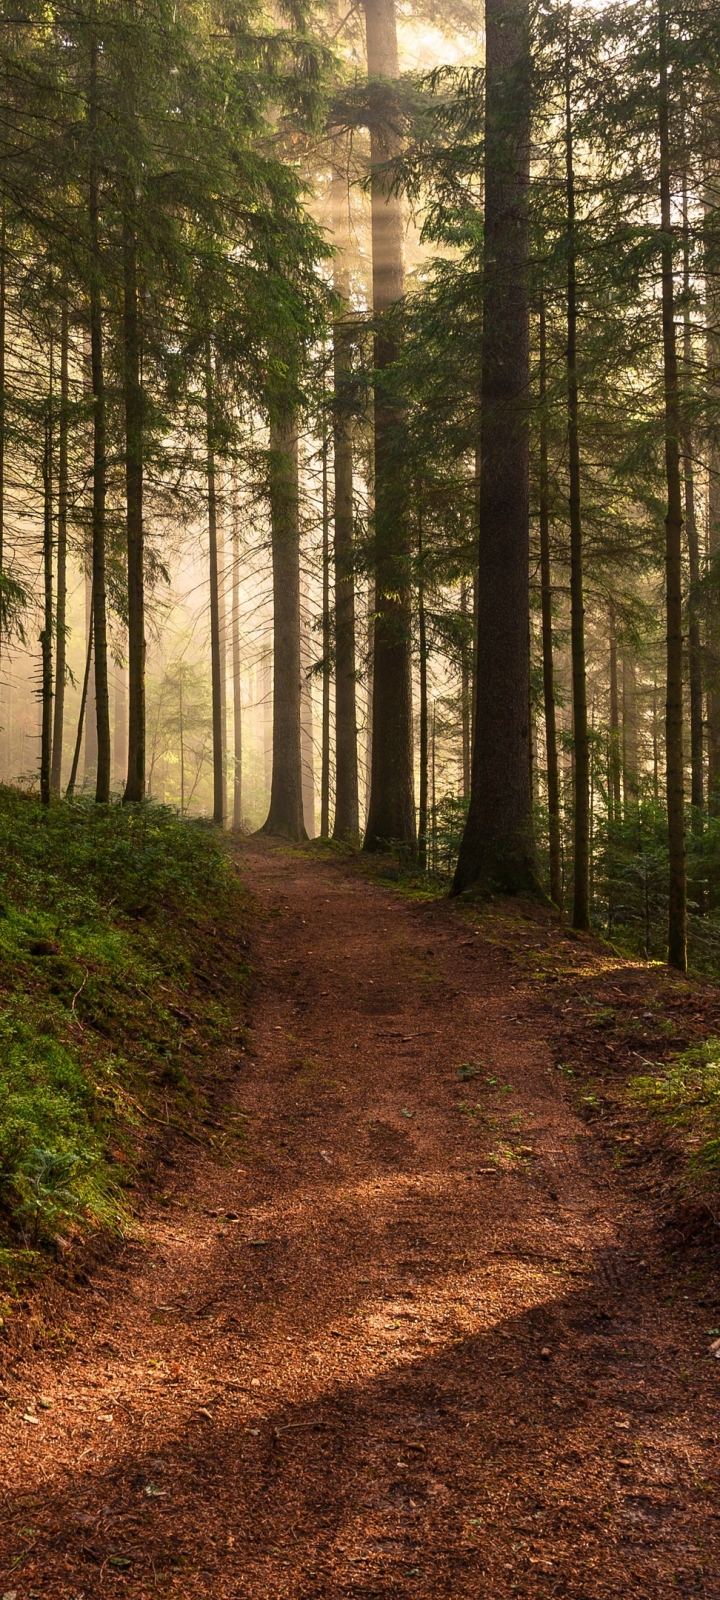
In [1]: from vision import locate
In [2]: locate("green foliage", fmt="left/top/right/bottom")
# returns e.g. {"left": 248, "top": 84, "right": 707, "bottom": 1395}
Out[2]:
{"left": 630, "top": 1039, "right": 720, "bottom": 1175}
{"left": 0, "top": 789, "right": 245, "bottom": 1258}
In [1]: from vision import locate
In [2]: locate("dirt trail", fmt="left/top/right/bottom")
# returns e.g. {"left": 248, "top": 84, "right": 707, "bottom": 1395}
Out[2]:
{"left": 1, "top": 839, "right": 718, "bottom": 1598}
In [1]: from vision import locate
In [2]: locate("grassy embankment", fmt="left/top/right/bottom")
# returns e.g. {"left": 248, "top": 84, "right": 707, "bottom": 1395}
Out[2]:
{"left": 0, "top": 789, "right": 249, "bottom": 1287}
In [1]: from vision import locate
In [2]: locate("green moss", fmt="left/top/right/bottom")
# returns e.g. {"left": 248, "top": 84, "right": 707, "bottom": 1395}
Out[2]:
{"left": 0, "top": 789, "right": 247, "bottom": 1261}
{"left": 630, "top": 1038, "right": 720, "bottom": 1175}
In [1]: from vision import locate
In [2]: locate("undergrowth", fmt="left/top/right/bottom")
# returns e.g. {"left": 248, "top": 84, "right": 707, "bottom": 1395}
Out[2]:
{"left": 0, "top": 788, "right": 248, "bottom": 1278}
{"left": 630, "top": 1040, "right": 720, "bottom": 1180}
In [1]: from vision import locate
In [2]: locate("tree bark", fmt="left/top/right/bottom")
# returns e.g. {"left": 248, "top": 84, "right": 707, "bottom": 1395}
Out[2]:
{"left": 608, "top": 599, "right": 622, "bottom": 819}
{"left": 539, "top": 297, "right": 561, "bottom": 907}
{"left": 362, "top": 0, "right": 415, "bottom": 853}
{"left": 459, "top": 581, "right": 471, "bottom": 801}
{"left": 51, "top": 299, "right": 68, "bottom": 794}
{"left": 260, "top": 415, "right": 307, "bottom": 839}
{"left": 682, "top": 179, "right": 703, "bottom": 820}
{"left": 205, "top": 347, "right": 225, "bottom": 827}
{"left": 231, "top": 496, "right": 243, "bottom": 830}
{"left": 453, "top": 0, "right": 534, "bottom": 895}
{"left": 331, "top": 164, "right": 360, "bottom": 841}
{"left": 40, "top": 368, "right": 53, "bottom": 806}
{"left": 66, "top": 601, "right": 93, "bottom": 799}
{"left": 320, "top": 431, "right": 331, "bottom": 838}
{"left": 89, "top": 39, "right": 111, "bottom": 805}
{"left": 123, "top": 224, "right": 145, "bottom": 803}
{"left": 659, "top": 1, "right": 687, "bottom": 971}
{"left": 418, "top": 530, "right": 428, "bottom": 870}
{"left": 563, "top": 44, "right": 590, "bottom": 932}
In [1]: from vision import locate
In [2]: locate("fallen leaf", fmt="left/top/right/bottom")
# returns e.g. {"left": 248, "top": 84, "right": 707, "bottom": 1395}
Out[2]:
{"left": 37, "top": 1397, "right": 53, "bottom": 1410}
{"left": 144, "top": 1484, "right": 167, "bottom": 1497}
{"left": 401, "top": 1109, "right": 415, "bottom": 1120}
{"left": 198, "top": 1407, "right": 213, "bottom": 1421}
{"left": 22, "top": 1414, "right": 38, "bottom": 1424}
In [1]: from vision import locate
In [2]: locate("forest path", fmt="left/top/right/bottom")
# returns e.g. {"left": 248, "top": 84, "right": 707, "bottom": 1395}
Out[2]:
{"left": 2, "top": 838, "right": 719, "bottom": 1598}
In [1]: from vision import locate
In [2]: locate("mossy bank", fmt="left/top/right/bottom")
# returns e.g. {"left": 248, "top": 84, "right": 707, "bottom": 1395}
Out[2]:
{"left": 0, "top": 789, "right": 250, "bottom": 1287}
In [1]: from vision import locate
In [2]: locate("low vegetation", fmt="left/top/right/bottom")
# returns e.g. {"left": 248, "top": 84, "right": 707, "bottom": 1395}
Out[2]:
{"left": 0, "top": 790, "right": 248, "bottom": 1280}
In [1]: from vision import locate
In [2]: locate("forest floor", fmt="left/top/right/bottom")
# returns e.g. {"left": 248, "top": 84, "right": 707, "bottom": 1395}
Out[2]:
{"left": 1, "top": 835, "right": 720, "bottom": 1599}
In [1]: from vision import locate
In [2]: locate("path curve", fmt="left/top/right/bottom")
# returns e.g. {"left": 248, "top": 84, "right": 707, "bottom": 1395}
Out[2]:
{"left": 1, "top": 838, "right": 718, "bottom": 1598}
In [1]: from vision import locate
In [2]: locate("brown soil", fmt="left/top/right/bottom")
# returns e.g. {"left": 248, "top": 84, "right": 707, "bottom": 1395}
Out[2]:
{"left": 1, "top": 837, "right": 719, "bottom": 1598}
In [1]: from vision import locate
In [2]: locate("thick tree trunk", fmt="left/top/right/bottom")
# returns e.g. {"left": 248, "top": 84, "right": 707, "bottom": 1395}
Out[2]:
{"left": 0, "top": 204, "right": 6, "bottom": 693}
{"left": 659, "top": 3, "right": 687, "bottom": 971}
{"left": 706, "top": 168, "right": 720, "bottom": 807}
{"left": 40, "top": 377, "right": 53, "bottom": 807}
{"left": 539, "top": 297, "right": 561, "bottom": 907}
{"left": 362, "top": 0, "right": 415, "bottom": 853}
{"left": 260, "top": 416, "right": 306, "bottom": 839}
{"left": 123, "top": 226, "right": 145, "bottom": 803}
{"left": 453, "top": 0, "right": 534, "bottom": 895}
{"left": 205, "top": 350, "right": 225, "bottom": 828}
{"left": 231, "top": 503, "right": 242, "bottom": 830}
{"left": 563, "top": 49, "right": 590, "bottom": 932}
{"left": 51, "top": 300, "right": 68, "bottom": 795}
{"left": 331, "top": 165, "right": 359, "bottom": 841}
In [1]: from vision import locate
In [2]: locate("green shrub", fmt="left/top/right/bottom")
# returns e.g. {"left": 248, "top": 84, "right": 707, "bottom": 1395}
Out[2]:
{"left": 630, "top": 1038, "right": 720, "bottom": 1175}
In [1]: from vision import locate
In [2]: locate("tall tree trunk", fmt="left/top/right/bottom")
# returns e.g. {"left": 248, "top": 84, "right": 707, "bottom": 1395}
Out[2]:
{"left": 320, "top": 431, "right": 331, "bottom": 838}
{"left": 418, "top": 526, "right": 428, "bottom": 870}
{"left": 459, "top": 581, "right": 471, "bottom": 800}
{"left": 362, "top": 0, "right": 415, "bottom": 853}
{"left": 40, "top": 366, "right": 53, "bottom": 806}
{"left": 89, "top": 41, "right": 111, "bottom": 805}
{"left": 260, "top": 415, "right": 306, "bottom": 839}
{"left": 453, "top": 0, "right": 534, "bottom": 895}
{"left": 300, "top": 566, "right": 316, "bottom": 837}
{"left": 51, "top": 300, "right": 68, "bottom": 794}
{"left": 682, "top": 178, "right": 703, "bottom": 820}
{"left": 622, "top": 654, "right": 638, "bottom": 805}
{"left": 218, "top": 499, "right": 228, "bottom": 824}
{"left": 123, "top": 224, "right": 145, "bottom": 803}
{"left": 608, "top": 600, "right": 622, "bottom": 821}
{"left": 539, "top": 295, "right": 562, "bottom": 907}
{"left": 331, "top": 164, "right": 360, "bottom": 841}
{"left": 114, "top": 664, "right": 127, "bottom": 785}
{"left": 0, "top": 203, "right": 6, "bottom": 691}
{"left": 706, "top": 166, "right": 720, "bottom": 808}
{"left": 66, "top": 602, "right": 93, "bottom": 799}
{"left": 205, "top": 347, "right": 225, "bottom": 828}
{"left": 231, "top": 498, "right": 242, "bottom": 830}
{"left": 659, "top": 1, "right": 687, "bottom": 971}
{"left": 562, "top": 39, "right": 590, "bottom": 932}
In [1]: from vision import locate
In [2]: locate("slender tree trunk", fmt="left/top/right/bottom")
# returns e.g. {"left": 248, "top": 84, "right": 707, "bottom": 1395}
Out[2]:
{"left": 539, "top": 296, "right": 561, "bottom": 907}
{"left": 682, "top": 179, "right": 703, "bottom": 820}
{"left": 260, "top": 415, "right": 306, "bottom": 839}
{"left": 659, "top": 1, "right": 687, "bottom": 971}
{"left": 231, "top": 498, "right": 242, "bottom": 830}
{"left": 114, "top": 663, "right": 127, "bottom": 784}
{"left": 453, "top": 0, "right": 534, "bottom": 894}
{"left": 459, "top": 582, "right": 471, "bottom": 800}
{"left": 205, "top": 347, "right": 225, "bottom": 827}
{"left": 66, "top": 603, "right": 93, "bottom": 798}
{"left": 706, "top": 166, "right": 720, "bottom": 807}
{"left": 622, "top": 654, "right": 638, "bottom": 805}
{"left": 320, "top": 431, "right": 331, "bottom": 837}
{"left": 300, "top": 566, "right": 316, "bottom": 837}
{"left": 362, "top": 0, "right": 415, "bottom": 853}
{"left": 89, "top": 42, "right": 110, "bottom": 804}
{"left": 123, "top": 224, "right": 145, "bottom": 803}
{"left": 418, "top": 552, "right": 428, "bottom": 871}
{"left": 40, "top": 366, "right": 53, "bottom": 806}
{"left": 51, "top": 300, "right": 68, "bottom": 794}
{"left": 562, "top": 41, "right": 590, "bottom": 932}
{"left": 608, "top": 600, "right": 621, "bottom": 820}
{"left": 331, "top": 166, "right": 360, "bottom": 841}
{"left": 0, "top": 203, "right": 6, "bottom": 692}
